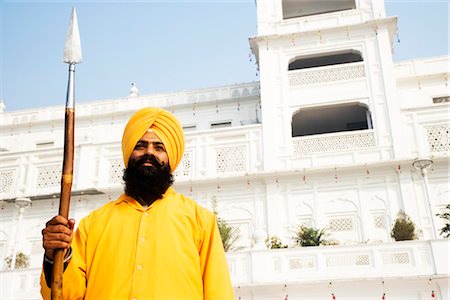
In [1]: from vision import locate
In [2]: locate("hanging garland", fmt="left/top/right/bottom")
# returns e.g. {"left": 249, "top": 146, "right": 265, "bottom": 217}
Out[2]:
{"left": 282, "top": 284, "right": 288, "bottom": 300}
{"left": 334, "top": 167, "right": 338, "bottom": 183}
{"left": 329, "top": 282, "right": 336, "bottom": 299}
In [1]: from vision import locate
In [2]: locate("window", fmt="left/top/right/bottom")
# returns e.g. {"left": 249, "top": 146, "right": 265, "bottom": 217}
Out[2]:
{"left": 35, "top": 141, "right": 54, "bottom": 149}
{"left": 432, "top": 96, "right": 449, "bottom": 104}
{"left": 292, "top": 103, "right": 372, "bottom": 137}
{"left": 211, "top": 121, "right": 232, "bottom": 129}
{"left": 182, "top": 125, "right": 196, "bottom": 132}
{"left": 329, "top": 217, "right": 354, "bottom": 232}
{"left": 282, "top": 0, "right": 356, "bottom": 20}
{"left": 289, "top": 50, "right": 363, "bottom": 71}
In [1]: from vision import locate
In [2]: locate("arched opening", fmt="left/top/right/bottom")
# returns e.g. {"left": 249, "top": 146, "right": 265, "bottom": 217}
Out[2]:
{"left": 292, "top": 103, "right": 373, "bottom": 137}
{"left": 283, "top": 0, "right": 356, "bottom": 20}
{"left": 288, "top": 50, "right": 363, "bottom": 71}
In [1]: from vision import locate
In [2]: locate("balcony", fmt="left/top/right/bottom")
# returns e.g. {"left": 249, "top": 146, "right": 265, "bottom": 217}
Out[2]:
{"left": 227, "top": 239, "right": 448, "bottom": 286}
{"left": 0, "top": 125, "right": 263, "bottom": 199}
{"left": 1, "top": 240, "right": 446, "bottom": 299}
{"left": 288, "top": 61, "right": 365, "bottom": 87}
{"left": 287, "top": 62, "right": 368, "bottom": 106}
{"left": 286, "top": 129, "right": 391, "bottom": 168}
{"left": 292, "top": 129, "right": 375, "bottom": 155}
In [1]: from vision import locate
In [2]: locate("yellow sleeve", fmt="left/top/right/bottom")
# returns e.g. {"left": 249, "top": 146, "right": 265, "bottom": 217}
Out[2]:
{"left": 40, "top": 218, "right": 89, "bottom": 300}
{"left": 199, "top": 214, "right": 234, "bottom": 300}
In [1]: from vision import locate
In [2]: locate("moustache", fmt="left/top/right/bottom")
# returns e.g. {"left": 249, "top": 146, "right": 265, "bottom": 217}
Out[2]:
{"left": 135, "top": 154, "right": 163, "bottom": 168}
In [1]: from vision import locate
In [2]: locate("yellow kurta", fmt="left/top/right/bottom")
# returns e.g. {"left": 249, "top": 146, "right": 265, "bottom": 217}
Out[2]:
{"left": 40, "top": 187, "right": 234, "bottom": 300}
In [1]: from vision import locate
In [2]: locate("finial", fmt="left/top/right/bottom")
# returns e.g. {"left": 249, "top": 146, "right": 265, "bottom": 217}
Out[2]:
{"left": 63, "top": 7, "right": 82, "bottom": 64}
{"left": 129, "top": 82, "right": 139, "bottom": 97}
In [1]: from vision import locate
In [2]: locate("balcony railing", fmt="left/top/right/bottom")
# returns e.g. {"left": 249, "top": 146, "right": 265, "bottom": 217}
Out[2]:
{"left": 0, "top": 125, "right": 262, "bottom": 199}
{"left": 292, "top": 129, "right": 375, "bottom": 155}
{"left": 288, "top": 62, "right": 365, "bottom": 86}
{"left": 227, "top": 239, "right": 447, "bottom": 286}
{"left": 1, "top": 240, "right": 446, "bottom": 299}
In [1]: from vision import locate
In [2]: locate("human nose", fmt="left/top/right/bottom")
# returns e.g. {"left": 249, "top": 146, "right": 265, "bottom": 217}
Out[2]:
{"left": 144, "top": 144, "right": 156, "bottom": 156}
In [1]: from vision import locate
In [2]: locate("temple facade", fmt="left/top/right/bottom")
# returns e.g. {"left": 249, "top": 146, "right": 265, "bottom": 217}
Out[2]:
{"left": 1, "top": 0, "right": 449, "bottom": 299}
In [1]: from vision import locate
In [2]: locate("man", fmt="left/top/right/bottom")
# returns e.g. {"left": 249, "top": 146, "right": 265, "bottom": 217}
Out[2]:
{"left": 40, "top": 107, "right": 234, "bottom": 299}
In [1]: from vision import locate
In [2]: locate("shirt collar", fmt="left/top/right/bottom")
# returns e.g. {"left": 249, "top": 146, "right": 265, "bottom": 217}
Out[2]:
{"left": 114, "top": 186, "right": 175, "bottom": 211}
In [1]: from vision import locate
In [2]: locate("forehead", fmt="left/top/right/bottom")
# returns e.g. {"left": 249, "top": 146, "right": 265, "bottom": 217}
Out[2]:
{"left": 138, "top": 131, "right": 163, "bottom": 143}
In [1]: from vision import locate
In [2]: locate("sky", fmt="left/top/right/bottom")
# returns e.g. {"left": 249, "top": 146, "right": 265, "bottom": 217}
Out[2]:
{"left": 1, "top": 1, "right": 449, "bottom": 112}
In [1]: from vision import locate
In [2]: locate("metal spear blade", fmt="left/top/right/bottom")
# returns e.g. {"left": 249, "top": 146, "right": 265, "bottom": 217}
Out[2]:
{"left": 63, "top": 7, "right": 82, "bottom": 64}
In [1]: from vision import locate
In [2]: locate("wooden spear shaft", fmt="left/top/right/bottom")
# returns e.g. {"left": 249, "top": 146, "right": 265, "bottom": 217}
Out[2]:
{"left": 50, "top": 6, "right": 81, "bottom": 299}
{"left": 51, "top": 83, "right": 75, "bottom": 299}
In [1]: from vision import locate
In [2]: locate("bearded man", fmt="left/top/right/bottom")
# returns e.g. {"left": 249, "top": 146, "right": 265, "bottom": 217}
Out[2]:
{"left": 40, "top": 107, "right": 234, "bottom": 299}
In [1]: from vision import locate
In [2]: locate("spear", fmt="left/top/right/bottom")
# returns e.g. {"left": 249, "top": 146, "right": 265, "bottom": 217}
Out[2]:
{"left": 51, "top": 7, "right": 82, "bottom": 300}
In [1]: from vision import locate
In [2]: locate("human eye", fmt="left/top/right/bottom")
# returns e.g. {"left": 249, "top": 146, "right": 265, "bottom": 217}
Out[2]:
{"left": 134, "top": 142, "right": 146, "bottom": 149}
{"left": 154, "top": 143, "right": 166, "bottom": 151}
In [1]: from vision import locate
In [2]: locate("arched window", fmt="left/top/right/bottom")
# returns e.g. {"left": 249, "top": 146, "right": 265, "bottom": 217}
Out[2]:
{"left": 288, "top": 50, "right": 363, "bottom": 71}
{"left": 283, "top": 0, "right": 356, "bottom": 19}
{"left": 292, "top": 103, "right": 373, "bottom": 137}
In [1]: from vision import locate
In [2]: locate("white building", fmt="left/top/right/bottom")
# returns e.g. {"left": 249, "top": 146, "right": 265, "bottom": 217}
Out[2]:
{"left": 1, "top": 0, "right": 449, "bottom": 299}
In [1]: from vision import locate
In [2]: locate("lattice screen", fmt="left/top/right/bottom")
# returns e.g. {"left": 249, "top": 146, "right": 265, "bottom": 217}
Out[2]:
{"left": 425, "top": 123, "right": 450, "bottom": 152}
{"left": 289, "top": 257, "right": 315, "bottom": 269}
{"left": 29, "top": 240, "right": 44, "bottom": 257}
{"left": 289, "top": 64, "right": 365, "bottom": 86}
{"left": 174, "top": 151, "right": 193, "bottom": 178}
{"left": 216, "top": 145, "right": 247, "bottom": 173}
{"left": 326, "top": 254, "right": 370, "bottom": 267}
{"left": 109, "top": 159, "right": 124, "bottom": 184}
{"left": 382, "top": 252, "right": 410, "bottom": 264}
{"left": 373, "top": 214, "right": 385, "bottom": 229}
{"left": 0, "top": 169, "right": 16, "bottom": 194}
{"left": 293, "top": 131, "right": 375, "bottom": 155}
{"left": 229, "top": 226, "right": 241, "bottom": 243}
{"left": 37, "top": 164, "right": 61, "bottom": 189}
{"left": 329, "top": 217, "right": 354, "bottom": 232}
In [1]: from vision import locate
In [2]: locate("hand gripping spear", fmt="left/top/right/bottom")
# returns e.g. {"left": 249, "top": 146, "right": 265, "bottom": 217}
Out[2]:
{"left": 51, "top": 7, "right": 82, "bottom": 300}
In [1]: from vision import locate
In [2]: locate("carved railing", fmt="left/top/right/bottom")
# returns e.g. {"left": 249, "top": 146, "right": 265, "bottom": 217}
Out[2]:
{"left": 288, "top": 62, "right": 365, "bottom": 86}
{"left": 292, "top": 129, "right": 375, "bottom": 155}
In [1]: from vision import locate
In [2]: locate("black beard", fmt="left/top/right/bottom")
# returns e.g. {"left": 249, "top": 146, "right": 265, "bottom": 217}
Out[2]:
{"left": 123, "top": 154, "right": 173, "bottom": 205}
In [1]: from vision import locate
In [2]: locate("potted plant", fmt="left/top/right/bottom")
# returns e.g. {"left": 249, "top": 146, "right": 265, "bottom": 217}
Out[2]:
{"left": 293, "top": 225, "right": 327, "bottom": 247}
{"left": 5, "top": 252, "right": 30, "bottom": 269}
{"left": 436, "top": 204, "right": 450, "bottom": 238}
{"left": 391, "top": 210, "right": 417, "bottom": 241}
{"left": 265, "top": 236, "right": 288, "bottom": 249}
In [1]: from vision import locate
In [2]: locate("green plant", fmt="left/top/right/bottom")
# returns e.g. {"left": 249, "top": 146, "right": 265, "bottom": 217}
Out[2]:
{"left": 211, "top": 197, "right": 240, "bottom": 252}
{"left": 436, "top": 205, "right": 450, "bottom": 238}
{"left": 265, "top": 236, "right": 288, "bottom": 249}
{"left": 391, "top": 210, "right": 417, "bottom": 241}
{"left": 293, "top": 225, "right": 327, "bottom": 247}
{"left": 5, "top": 252, "right": 30, "bottom": 269}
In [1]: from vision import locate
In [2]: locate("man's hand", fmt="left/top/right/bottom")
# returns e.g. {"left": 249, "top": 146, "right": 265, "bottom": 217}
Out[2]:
{"left": 42, "top": 215, "right": 75, "bottom": 260}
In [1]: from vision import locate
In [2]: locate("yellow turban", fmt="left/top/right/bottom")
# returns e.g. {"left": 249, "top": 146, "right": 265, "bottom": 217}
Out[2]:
{"left": 122, "top": 107, "right": 185, "bottom": 173}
